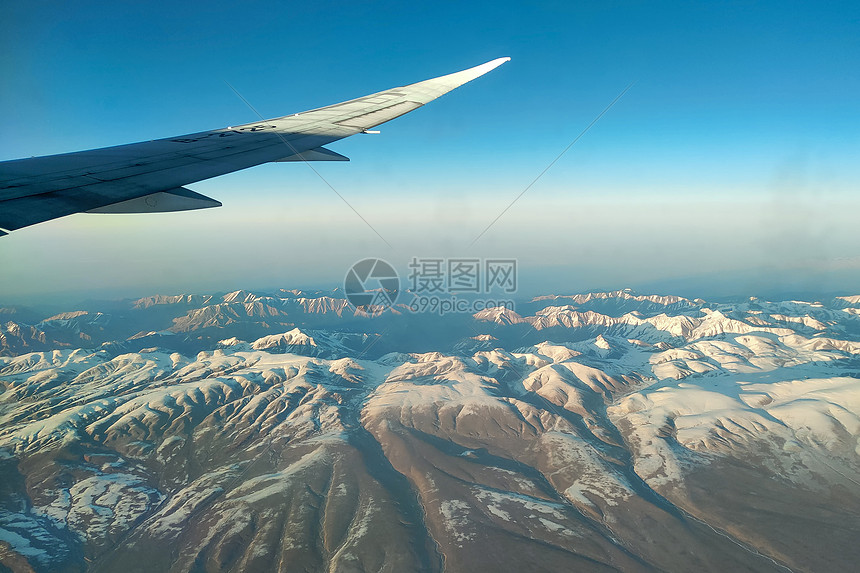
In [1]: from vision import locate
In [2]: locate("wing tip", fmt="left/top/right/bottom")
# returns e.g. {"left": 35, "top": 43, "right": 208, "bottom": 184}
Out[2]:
{"left": 485, "top": 56, "right": 511, "bottom": 68}
{"left": 466, "top": 57, "right": 511, "bottom": 79}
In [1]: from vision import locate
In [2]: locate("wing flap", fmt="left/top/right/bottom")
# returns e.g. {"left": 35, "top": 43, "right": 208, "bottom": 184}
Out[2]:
{"left": 86, "top": 187, "right": 222, "bottom": 214}
{"left": 275, "top": 147, "right": 349, "bottom": 162}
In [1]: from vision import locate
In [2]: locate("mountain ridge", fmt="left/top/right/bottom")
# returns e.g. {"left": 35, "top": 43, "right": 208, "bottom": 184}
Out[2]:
{"left": 1, "top": 288, "right": 859, "bottom": 572}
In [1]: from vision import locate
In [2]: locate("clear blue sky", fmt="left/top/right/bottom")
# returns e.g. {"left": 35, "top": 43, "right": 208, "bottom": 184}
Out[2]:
{"left": 1, "top": 1, "right": 858, "bottom": 303}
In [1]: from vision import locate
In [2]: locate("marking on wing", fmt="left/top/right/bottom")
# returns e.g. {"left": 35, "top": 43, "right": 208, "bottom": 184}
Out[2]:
{"left": 333, "top": 101, "right": 423, "bottom": 129}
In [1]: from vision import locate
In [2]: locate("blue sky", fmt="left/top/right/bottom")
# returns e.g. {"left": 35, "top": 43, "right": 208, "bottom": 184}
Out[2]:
{"left": 1, "top": 1, "right": 859, "bottom": 303}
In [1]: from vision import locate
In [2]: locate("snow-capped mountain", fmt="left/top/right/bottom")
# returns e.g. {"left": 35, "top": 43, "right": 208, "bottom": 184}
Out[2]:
{"left": 1, "top": 288, "right": 859, "bottom": 572}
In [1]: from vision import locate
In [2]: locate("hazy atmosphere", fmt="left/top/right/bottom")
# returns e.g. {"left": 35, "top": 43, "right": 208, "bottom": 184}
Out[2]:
{"left": 2, "top": 1, "right": 858, "bottom": 303}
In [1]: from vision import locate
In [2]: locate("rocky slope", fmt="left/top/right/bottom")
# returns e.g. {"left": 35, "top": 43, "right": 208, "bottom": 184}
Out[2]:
{"left": 1, "top": 289, "right": 859, "bottom": 572}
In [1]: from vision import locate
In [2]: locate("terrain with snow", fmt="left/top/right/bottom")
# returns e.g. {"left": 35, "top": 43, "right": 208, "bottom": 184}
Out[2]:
{"left": 1, "top": 288, "right": 859, "bottom": 572}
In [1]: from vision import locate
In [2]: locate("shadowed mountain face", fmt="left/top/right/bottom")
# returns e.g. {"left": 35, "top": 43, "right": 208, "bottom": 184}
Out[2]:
{"left": 1, "top": 289, "right": 859, "bottom": 572}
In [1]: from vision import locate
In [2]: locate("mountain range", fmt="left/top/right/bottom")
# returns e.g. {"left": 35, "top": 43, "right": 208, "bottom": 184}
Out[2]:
{"left": 1, "top": 288, "right": 859, "bottom": 572}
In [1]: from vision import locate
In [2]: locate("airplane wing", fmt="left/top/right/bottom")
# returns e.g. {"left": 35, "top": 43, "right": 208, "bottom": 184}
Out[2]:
{"left": 0, "top": 57, "right": 510, "bottom": 236}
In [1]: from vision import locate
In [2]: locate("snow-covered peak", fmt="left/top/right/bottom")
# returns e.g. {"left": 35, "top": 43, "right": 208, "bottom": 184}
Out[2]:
{"left": 43, "top": 310, "right": 89, "bottom": 321}
{"left": 252, "top": 328, "right": 317, "bottom": 350}
{"left": 133, "top": 294, "right": 213, "bottom": 309}
{"left": 472, "top": 306, "right": 525, "bottom": 325}
{"left": 531, "top": 289, "right": 692, "bottom": 306}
